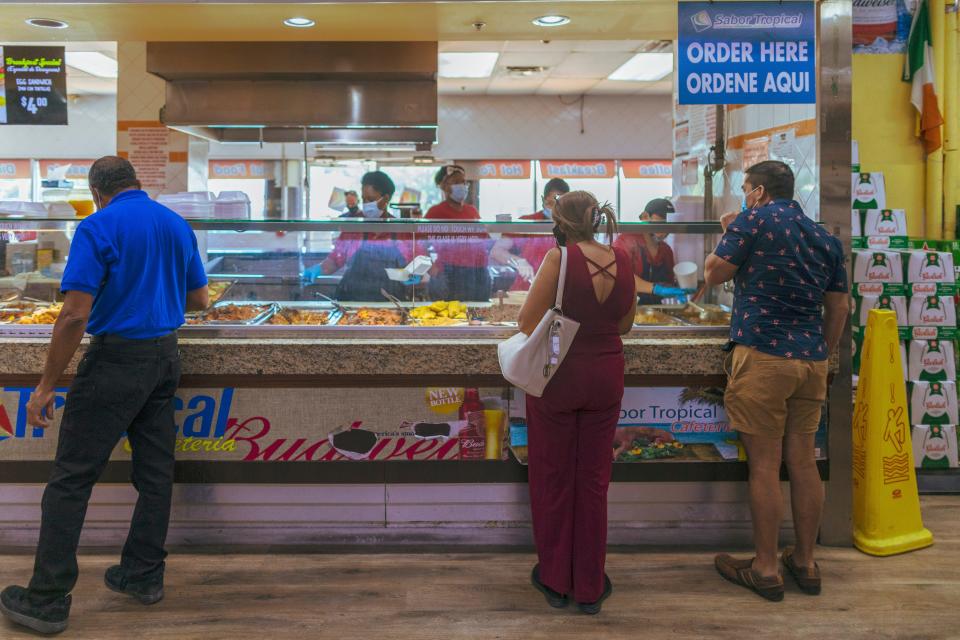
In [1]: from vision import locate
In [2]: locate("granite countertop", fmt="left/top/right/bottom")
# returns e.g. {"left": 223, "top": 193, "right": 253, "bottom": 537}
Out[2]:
{"left": 0, "top": 336, "right": 730, "bottom": 377}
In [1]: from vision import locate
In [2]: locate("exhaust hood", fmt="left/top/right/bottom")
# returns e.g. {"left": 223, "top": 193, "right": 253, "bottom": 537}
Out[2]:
{"left": 146, "top": 42, "right": 438, "bottom": 147}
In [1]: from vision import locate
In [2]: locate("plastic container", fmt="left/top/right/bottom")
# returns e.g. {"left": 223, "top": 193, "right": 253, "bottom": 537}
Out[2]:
{"left": 157, "top": 192, "right": 216, "bottom": 219}
{"left": 674, "top": 261, "right": 698, "bottom": 289}
{"left": 0, "top": 201, "right": 48, "bottom": 217}
{"left": 214, "top": 191, "right": 252, "bottom": 219}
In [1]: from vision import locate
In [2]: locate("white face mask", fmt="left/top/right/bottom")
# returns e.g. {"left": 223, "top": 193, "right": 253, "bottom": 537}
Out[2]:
{"left": 450, "top": 183, "right": 469, "bottom": 203}
{"left": 362, "top": 200, "right": 381, "bottom": 218}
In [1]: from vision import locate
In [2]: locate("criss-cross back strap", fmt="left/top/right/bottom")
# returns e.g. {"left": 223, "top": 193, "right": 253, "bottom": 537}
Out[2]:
{"left": 583, "top": 255, "right": 617, "bottom": 280}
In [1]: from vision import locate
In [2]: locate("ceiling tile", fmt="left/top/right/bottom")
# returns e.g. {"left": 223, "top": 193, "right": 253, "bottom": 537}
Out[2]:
{"left": 536, "top": 78, "right": 600, "bottom": 95}
{"left": 501, "top": 40, "right": 576, "bottom": 53}
{"left": 487, "top": 75, "right": 546, "bottom": 93}
{"left": 570, "top": 40, "right": 649, "bottom": 52}
{"left": 496, "top": 51, "right": 569, "bottom": 69}
{"left": 438, "top": 78, "right": 492, "bottom": 95}
{"left": 550, "top": 52, "right": 634, "bottom": 78}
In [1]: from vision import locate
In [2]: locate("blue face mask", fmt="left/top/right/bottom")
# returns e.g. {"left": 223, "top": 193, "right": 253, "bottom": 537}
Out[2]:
{"left": 542, "top": 207, "right": 552, "bottom": 219}
{"left": 450, "top": 183, "right": 469, "bottom": 203}
{"left": 741, "top": 186, "right": 761, "bottom": 212}
{"left": 362, "top": 200, "right": 382, "bottom": 218}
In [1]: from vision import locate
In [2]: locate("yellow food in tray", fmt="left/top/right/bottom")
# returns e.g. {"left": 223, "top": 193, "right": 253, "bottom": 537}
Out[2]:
{"left": 207, "top": 281, "right": 231, "bottom": 304}
{"left": 634, "top": 309, "right": 682, "bottom": 325}
{"left": 410, "top": 300, "right": 469, "bottom": 322}
{"left": 14, "top": 303, "right": 63, "bottom": 325}
{"left": 268, "top": 308, "right": 330, "bottom": 325}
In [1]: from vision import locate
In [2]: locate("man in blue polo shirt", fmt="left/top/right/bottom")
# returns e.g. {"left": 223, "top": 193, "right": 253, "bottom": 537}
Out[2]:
{"left": 0, "top": 156, "right": 209, "bottom": 635}
{"left": 704, "top": 161, "right": 849, "bottom": 602}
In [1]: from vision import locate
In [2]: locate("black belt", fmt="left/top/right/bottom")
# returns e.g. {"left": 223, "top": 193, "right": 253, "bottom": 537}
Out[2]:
{"left": 91, "top": 332, "right": 177, "bottom": 346}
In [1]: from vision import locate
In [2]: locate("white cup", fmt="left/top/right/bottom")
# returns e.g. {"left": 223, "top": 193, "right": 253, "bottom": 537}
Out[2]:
{"left": 673, "top": 261, "right": 698, "bottom": 290}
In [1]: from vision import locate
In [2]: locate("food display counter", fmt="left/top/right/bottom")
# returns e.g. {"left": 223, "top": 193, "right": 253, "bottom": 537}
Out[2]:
{"left": 0, "top": 216, "right": 830, "bottom": 546}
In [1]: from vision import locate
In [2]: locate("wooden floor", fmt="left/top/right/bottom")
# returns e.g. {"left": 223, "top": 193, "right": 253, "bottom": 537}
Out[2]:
{"left": 0, "top": 496, "right": 957, "bottom": 640}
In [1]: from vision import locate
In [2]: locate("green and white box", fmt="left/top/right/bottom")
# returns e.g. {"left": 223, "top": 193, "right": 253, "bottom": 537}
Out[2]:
{"left": 907, "top": 295, "right": 957, "bottom": 327}
{"left": 853, "top": 250, "right": 904, "bottom": 284}
{"left": 908, "top": 339, "right": 956, "bottom": 382}
{"left": 852, "top": 172, "right": 886, "bottom": 210}
{"left": 909, "top": 381, "right": 959, "bottom": 426}
{"left": 907, "top": 250, "right": 956, "bottom": 296}
{"left": 854, "top": 294, "right": 907, "bottom": 327}
{"left": 912, "top": 424, "right": 959, "bottom": 469}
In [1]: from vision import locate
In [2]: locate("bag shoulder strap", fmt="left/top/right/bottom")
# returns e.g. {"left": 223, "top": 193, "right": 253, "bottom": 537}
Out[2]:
{"left": 555, "top": 246, "right": 568, "bottom": 312}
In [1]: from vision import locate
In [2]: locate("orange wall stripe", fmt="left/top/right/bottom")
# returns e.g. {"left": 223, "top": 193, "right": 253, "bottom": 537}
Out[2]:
{"left": 117, "top": 120, "right": 163, "bottom": 131}
{"left": 727, "top": 119, "right": 817, "bottom": 151}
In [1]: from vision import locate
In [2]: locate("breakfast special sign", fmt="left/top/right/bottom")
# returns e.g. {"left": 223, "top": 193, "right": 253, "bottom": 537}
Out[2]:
{"left": 678, "top": 1, "right": 816, "bottom": 105}
{"left": 0, "top": 46, "right": 68, "bottom": 125}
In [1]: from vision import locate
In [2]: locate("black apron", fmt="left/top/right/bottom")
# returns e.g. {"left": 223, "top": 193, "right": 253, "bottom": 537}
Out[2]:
{"left": 335, "top": 236, "right": 407, "bottom": 302}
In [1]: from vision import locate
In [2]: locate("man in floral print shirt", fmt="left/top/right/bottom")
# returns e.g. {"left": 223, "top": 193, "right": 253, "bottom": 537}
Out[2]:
{"left": 703, "top": 161, "right": 850, "bottom": 602}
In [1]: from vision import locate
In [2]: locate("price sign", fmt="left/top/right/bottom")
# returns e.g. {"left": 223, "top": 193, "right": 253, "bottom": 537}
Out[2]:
{"left": 0, "top": 46, "right": 68, "bottom": 125}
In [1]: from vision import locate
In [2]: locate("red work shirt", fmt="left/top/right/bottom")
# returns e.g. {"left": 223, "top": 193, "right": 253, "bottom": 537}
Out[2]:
{"left": 424, "top": 201, "right": 490, "bottom": 269}
{"left": 612, "top": 233, "right": 676, "bottom": 303}
{"left": 327, "top": 231, "right": 415, "bottom": 271}
{"left": 506, "top": 211, "right": 556, "bottom": 291}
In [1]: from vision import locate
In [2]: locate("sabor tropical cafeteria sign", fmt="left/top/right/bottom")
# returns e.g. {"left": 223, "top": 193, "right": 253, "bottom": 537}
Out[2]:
{"left": 678, "top": 1, "right": 816, "bottom": 105}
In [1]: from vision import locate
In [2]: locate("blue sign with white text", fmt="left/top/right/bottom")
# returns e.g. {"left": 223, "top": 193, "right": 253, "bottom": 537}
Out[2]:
{"left": 678, "top": 1, "right": 816, "bottom": 105}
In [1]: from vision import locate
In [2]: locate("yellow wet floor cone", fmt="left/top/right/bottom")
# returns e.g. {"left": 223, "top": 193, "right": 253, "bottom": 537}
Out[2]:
{"left": 852, "top": 309, "right": 933, "bottom": 556}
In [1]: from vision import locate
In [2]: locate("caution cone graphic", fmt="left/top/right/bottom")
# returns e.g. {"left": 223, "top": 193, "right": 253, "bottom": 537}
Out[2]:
{"left": 853, "top": 309, "right": 933, "bottom": 556}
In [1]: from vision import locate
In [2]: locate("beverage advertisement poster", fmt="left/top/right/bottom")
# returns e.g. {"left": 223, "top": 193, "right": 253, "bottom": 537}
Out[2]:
{"left": 0, "top": 387, "right": 509, "bottom": 463}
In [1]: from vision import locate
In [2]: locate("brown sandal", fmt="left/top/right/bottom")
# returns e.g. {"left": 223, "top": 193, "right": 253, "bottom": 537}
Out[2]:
{"left": 782, "top": 547, "right": 821, "bottom": 595}
{"left": 714, "top": 554, "right": 784, "bottom": 602}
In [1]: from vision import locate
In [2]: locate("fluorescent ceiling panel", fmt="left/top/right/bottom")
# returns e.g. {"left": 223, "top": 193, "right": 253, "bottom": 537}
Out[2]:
{"left": 438, "top": 52, "right": 499, "bottom": 78}
{"left": 608, "top": 52, "right": 673, "bottom": 82}
{"left": 65, "top": 51, "right": 118, "bottom": 78}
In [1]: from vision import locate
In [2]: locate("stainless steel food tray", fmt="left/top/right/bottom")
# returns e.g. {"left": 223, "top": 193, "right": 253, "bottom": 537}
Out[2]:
{"left": 186, "top": 301, "right": 279, "bottom": 326}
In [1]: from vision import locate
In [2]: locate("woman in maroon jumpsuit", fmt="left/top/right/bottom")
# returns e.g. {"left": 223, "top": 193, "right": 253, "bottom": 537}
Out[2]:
{"left": 518, "top": 191, "right": 637, "bottom": 615}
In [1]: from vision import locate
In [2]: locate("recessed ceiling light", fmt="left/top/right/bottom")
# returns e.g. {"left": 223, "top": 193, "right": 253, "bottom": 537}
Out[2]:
{"left": 533, "top": 15, "right": 571, "bottom": 27}
{"left": 66, "top": 52, "right": 118, "bottom": 79}
{"left": 25, "top": 18, "right": 69, "bottom": 29}
{"left": 283, "top": 17, "right": 315, "bottom": 28}
{"left": 438, "top": 52, "right": 499, "bottom": 78}
{"left": 608, "top": 52, "right": 674, "bottom": 82}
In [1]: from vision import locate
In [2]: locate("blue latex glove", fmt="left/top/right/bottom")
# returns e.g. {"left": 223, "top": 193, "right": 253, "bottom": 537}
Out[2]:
{"left": 302, "top": 264, "right": 323, "bottom": 284}
{"left": 402, "top": 275, "right": 423, "bottom": 286}
{"left": 653, "top": 284, "right": 696, "bottom": 303}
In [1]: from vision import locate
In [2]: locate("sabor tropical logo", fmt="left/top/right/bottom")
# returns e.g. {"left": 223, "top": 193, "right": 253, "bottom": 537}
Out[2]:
{"left": 691, "top": 10, "right": 713, "bottom": 32}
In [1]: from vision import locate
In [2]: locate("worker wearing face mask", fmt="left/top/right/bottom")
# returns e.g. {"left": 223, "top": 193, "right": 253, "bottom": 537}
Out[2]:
{"left": 338, "top": 190, "right": 361, "bottom": 218}
{"left": 612, "top": 198, "right": 690, "bottom": 304}
{"left": 303, "top": 171, "right": 415, "bottom": 301}
{"left": 424, "top": 165, "right": 492, "bottom": 301}
{"left": 490, "top": 178, "right": 570, "bottom": 291}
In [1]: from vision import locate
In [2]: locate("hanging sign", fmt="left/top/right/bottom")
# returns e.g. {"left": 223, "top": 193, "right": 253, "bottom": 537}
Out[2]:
{"left": 678, "top": 1, "right": 816, "bottom": 105}
{"left": 0, "top": 160, "right": 30, "bottom": 179}
{"left": 39, "top": 159, "right": 93, "bottom": 180}
{"left": 476, "top": 160, "right": 531, "bottom": 180}
{"left": 539, "top": 161, "right": 616, "bottom": 179}
{"left": 0, "top": 46, "right": 68, "bottom": 125}
{"left": 621, "top": 160, "right": 672, "bottom": 179}
{"left": 209, "top": 160, "right": 268, "bottom": 180}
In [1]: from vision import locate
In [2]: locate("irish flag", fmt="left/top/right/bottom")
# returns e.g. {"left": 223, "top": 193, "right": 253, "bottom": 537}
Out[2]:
{"left": 903, "top": 0, "right": 944, "bottom": 154}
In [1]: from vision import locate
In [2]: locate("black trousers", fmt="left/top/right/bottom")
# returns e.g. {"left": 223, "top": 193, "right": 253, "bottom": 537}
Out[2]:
{"left": 28, "top": 333, "right": 181, "bottom": 601}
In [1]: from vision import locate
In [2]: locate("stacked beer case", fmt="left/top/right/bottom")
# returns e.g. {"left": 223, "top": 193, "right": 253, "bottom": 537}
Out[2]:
{"left": 851, "top": 169, "right": 960, "bottom": 471}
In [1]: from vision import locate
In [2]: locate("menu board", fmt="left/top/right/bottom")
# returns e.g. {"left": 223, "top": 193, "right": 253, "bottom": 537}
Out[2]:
{"left": 0, "top": 46, "right": 68, "bottom": 125}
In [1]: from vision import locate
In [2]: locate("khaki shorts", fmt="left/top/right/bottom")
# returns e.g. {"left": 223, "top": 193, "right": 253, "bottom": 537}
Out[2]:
{"left": 724, "top": 345, "right": 828, "bottom": 438}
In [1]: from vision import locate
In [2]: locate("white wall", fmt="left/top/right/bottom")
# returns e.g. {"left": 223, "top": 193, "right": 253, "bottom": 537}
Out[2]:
{"left": 0, "top": 94, "right": 116, "bottom": 159}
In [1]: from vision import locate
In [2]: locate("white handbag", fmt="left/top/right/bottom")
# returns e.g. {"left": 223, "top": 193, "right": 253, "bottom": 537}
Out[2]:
{"left": 498, "top": 246, "right": 581, "bottom": 397}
